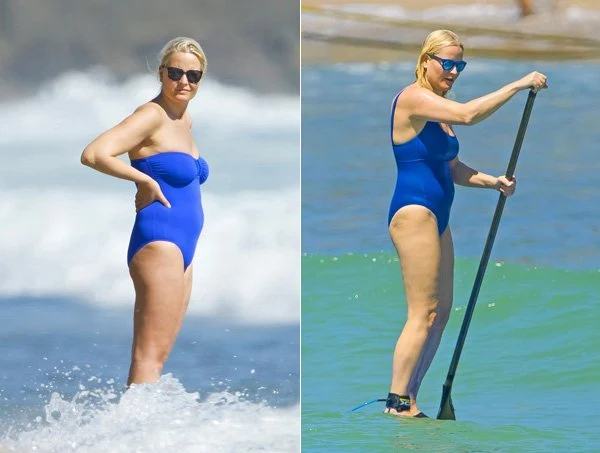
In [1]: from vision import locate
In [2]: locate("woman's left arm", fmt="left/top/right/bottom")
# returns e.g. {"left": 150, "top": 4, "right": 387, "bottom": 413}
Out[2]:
{"left": 449, "top": 157, "right": 516, "bottom": 196}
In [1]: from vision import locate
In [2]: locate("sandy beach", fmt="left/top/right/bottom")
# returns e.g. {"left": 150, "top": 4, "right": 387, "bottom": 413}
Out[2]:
{"left": 302, "top": 0, "right": 600, "bottom": 64}
{"left": 304, "top": 0, "right": 600, "bottom": 10}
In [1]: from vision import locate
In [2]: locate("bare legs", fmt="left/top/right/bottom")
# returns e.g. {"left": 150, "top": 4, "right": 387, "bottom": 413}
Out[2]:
{"left": 386, "top": 205, "right": 454, "bottom": 416}
{"left": 407, "top": 228, "right": 453, "bottom": 398}
{"left": 127, "top": 241, "right": 193, "bottom": 385}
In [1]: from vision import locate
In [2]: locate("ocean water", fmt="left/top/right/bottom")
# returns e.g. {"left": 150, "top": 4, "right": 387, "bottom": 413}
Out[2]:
{"left": 0, "top": 70, "right": 300, "bottom": 452}
{"left": 301, "top": 58, "right": 600, "bottom": 452}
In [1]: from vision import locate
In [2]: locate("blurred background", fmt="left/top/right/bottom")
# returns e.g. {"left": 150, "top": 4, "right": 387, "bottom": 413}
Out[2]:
{"left": 302, "top": 0, "right": 600, "bottom": 63}
{"left": 302, "top": 1, "right": 600, "bottom": 452}
{"left": 0, "top": 0, "right": 299, "bottom": 98}
{"left": 0, "top": 1, "right": 299, "bottom": 452}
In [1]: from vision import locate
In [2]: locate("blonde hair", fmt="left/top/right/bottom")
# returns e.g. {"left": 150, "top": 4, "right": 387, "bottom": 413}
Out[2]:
{"left": 415, "top": 30, "right": 463, "bottom": 92}
{"left": 158, "top": 37, "right": 207, "bottom": 73}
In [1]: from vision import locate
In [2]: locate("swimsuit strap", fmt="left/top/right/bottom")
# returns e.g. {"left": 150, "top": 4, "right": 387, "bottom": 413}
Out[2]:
{"left": 390, "top": 89, "right": 405, "bottom": 144}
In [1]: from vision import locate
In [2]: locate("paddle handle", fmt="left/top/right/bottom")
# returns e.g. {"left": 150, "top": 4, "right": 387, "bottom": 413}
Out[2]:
{"left": 505, "top": 90, "right": 537, "bottom": 179}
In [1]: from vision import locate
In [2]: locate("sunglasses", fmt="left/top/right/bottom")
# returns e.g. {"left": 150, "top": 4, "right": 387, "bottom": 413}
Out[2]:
{"left": 427, "top": 54, "right": 467, "bottom": 73}
{"left": 162, "top": 66, "right": 203, "bottom": 84}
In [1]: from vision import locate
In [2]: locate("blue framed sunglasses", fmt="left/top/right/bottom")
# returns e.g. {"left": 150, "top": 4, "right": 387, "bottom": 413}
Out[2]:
{"left": 428, "top": 54, "right": 467, "bottom": 73}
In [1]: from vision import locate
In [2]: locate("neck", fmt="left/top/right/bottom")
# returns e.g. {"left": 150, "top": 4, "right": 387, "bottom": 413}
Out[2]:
{"left": 419, "top": 79, "right": 445, "bottom": 97}
{"left": 157, "top": 92, "right": 188, "bottom": 119}
{"left": 431, "top": 86, "right": 446, "bottom": 97}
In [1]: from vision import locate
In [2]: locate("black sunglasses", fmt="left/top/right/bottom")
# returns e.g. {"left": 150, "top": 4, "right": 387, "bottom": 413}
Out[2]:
{"left": 163, "top": 66, "right": 203, "bottom": 84}
{"left": 427, "top": 54, "right": 467, "bottom": 73}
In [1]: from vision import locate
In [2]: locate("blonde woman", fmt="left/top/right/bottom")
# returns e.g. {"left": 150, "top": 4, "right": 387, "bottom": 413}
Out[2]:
{"left": 386, "top": 30, "right": 547, "bottom": 417}
{"left": 81, "top": 37, "right": 209, "bottom": 385}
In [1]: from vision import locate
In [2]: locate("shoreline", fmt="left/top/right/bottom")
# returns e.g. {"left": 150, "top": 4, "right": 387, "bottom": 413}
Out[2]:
{"left": 303, "top": 0, "right": 600, "bottom": 9}
{"left": 301, "top": 0, "right": 600, "bottom": 65}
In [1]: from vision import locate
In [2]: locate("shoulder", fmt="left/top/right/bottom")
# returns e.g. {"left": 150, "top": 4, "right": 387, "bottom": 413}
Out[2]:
{"left": 394, "top": 84, "right": 434, "bottom": 107}
{"left": 131, "top": 102, "right": 165, "bottom": 123}
{"left": 117, "top": 102, "right": 165, "bottom": 133}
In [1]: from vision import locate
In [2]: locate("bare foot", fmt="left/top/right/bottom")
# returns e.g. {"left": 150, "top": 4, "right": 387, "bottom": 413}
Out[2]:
{"left": 384, "top": 407, "right": 427, "bottom": 417}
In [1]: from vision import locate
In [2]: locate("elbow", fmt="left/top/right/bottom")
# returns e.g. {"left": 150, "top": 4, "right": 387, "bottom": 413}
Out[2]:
{"left": 462, "top": 111, "right": 477, "bottom": 126}
{"left": 80, "top": 147, "right": 96, "bottom": 167}
{"left": 460, "top": 103, "right": 480, "bottom": 125}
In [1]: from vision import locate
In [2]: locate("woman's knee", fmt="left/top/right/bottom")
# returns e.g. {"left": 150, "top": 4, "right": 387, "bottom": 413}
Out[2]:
{"left": 407, "top": 303, "right": 439, "bottom": 330}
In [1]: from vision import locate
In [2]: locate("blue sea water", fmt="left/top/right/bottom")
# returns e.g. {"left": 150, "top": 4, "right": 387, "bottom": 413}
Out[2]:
{"left": 302, "top": 59, "right": 600, "bottom": 268}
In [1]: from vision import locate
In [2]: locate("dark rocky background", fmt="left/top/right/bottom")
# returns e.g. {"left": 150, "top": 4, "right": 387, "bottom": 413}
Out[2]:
{"left": 0, "top": 0, "right": 299, "bottom": 99}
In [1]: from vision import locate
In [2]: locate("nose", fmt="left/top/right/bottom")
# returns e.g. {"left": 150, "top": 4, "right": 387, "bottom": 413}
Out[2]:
{"left": 449, "top": 65, "right": 459, "bottom": 75}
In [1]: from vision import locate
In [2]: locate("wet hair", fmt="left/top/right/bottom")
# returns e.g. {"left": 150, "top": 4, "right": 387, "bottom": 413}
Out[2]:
{"left": 415, "top": 30, "right": 463, "bottom": 92}
{"left": 158, "top": 37, "right": 207, "bottom": 73}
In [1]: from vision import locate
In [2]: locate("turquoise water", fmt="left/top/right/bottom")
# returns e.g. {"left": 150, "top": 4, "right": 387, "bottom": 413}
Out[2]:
{"left": 302, "top": 254, "right": 600, "bottom": 452}
{"left": 302, "top": 61, "right": 600, "bottom": 452}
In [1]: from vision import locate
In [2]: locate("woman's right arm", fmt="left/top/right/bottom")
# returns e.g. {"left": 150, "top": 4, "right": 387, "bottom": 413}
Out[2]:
{"left": 405, "top": 71, "right": 547, "bottom": 126}
{"left": 80, "top": 104, "right": 162, "bottom": 184}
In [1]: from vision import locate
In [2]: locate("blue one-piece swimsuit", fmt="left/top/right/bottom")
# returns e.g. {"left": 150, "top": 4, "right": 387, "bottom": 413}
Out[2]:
{"left": 127, "top": 151, "right": 209, "bottom": 270}
{"left": 388, "top": 90, "right": 459, "bottom": 235}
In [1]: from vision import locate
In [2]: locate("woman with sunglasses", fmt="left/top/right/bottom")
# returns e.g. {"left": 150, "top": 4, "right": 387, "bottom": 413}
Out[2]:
{"left": 385, "top": 29, "right": 547, "bottom": 417}
{"left": 81, "top": 37, "right": 208, "bottom": 385}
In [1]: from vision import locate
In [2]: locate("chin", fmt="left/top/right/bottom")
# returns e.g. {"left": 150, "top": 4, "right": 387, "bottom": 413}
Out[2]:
{"left": 175, "top": 92, "right": 193, "bottom": 101}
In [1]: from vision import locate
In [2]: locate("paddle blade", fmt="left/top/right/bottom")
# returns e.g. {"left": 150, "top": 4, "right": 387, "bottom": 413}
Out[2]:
{"left": 436, "top": 384, "right": 456, "bottom": 420}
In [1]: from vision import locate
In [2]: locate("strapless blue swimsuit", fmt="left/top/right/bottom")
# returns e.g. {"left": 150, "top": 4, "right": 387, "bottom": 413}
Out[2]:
{"left": 388, "top": 90, "right": 459, "bottom": 235}
{"left": 127, "top": 151, "right": 209, "bottom": 270}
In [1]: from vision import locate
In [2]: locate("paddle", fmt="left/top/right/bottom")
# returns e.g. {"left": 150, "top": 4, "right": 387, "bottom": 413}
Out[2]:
{"left": 436, "top": 90, "right": 538, "bottom": 421}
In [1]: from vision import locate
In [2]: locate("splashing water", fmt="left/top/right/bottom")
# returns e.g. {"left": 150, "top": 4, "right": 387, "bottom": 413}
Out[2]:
{"left": 2, "top": 374, "right": 299, "bottom": 453}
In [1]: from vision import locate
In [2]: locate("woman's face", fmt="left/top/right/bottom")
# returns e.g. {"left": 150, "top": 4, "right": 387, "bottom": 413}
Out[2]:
{"left": 160, "top": 51, "right": 204, "bottom": 103}
{"left": 423, "top": 45, "right": 464, "bottom": 95}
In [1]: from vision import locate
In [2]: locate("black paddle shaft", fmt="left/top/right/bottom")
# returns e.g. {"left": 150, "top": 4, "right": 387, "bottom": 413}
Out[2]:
{"left": 438, "top": 90, "right": 538, "bottom": 414}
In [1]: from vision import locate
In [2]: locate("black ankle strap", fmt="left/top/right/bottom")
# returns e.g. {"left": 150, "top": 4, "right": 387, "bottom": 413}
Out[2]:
{"left": 385, "top": 393, "right": 410, "bottom": 411}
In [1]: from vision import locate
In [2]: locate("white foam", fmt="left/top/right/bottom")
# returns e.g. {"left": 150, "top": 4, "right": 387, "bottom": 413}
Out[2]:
{"left": 0, "top": 187, "right": 300, "bottom": 324}
{"left": 0, "top": 70, "right": 299, "bottom": 146}
{"left": 0, "top": 69, "right": 299, "bottom": 193}
{"left": 2, "top": 374, "right": 299, "bottom": 453}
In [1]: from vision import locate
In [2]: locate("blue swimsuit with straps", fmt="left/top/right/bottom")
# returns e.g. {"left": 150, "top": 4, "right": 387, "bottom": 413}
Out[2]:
{"left": 127, "top": 151, "right": 209, "bottom": 270}
{"left": 388, "top": 90, "right": 459, "bottom": 235}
